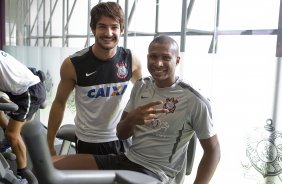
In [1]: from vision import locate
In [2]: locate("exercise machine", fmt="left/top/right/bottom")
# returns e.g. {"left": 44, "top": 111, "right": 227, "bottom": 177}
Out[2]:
{"left": 0, "top": 92, "right": 28, "bottom": 184}
{"left": 57, "top": 124, "right": 197, "bottom": 175}
{"left": 21, "top": 120, "right": 161, "bottom": 184}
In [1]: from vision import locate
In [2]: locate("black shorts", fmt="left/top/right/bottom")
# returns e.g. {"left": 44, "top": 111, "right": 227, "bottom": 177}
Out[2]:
{"left": 6, "top": 82, "right": 46, "bottom": 122}
{"left": 94, "top": 153, "right": 161, "bottom": 181}
{"left": 77, "top": 139, "right": 131, "bottom": 155}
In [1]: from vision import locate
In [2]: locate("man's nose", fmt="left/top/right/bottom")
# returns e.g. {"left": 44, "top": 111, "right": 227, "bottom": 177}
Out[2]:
{"left": 155, "top": 59, "right": 164, "bottom": 66}
{"left": 105, "top": 27, "right": 113, "bottom": 36}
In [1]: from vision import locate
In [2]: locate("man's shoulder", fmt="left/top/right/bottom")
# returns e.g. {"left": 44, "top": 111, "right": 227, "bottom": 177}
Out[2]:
{"left": 117, "top": 47, "right": 132, "bottom": 58}
{"left": 69, "top": 47, "right": 91, "bottom": 60}
{"left": 177, "top": 79, "right": 211, "bottom": 104}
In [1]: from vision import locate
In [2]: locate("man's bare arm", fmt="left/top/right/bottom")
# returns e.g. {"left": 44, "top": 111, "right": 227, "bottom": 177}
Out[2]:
{"left": 130, "top": 51, "right": 142, "bottom": 83}
{"left": 47, "top": 58, "right": 76, "bottom": 156}
{"left": 194, "top": 135, "right": 221, "bottom": 184}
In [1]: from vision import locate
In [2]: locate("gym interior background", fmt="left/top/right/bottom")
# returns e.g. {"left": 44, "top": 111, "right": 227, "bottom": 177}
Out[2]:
{"left": 1, "top": 0, "right": 282, "bottom": 183}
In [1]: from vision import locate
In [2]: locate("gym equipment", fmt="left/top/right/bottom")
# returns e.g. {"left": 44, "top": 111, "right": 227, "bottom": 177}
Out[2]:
{"left": 56, "top": 124, "right": 76, "bottom": 155}
{"left": 56, "top": 124, "right": 197, "bottom": 175}
{"left": 21, "top": 121, "right": 161, "bottom": 184}
{"left": 0, "top": 92, "right": 28, "bottom": 184}
{"left": 0, "top": 92, "right": 18, "bottom": 112}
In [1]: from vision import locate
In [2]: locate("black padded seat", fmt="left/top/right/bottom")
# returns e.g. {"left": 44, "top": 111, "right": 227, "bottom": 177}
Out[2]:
{"left": 56, "top": 124, "right": 76, "bottom": 155}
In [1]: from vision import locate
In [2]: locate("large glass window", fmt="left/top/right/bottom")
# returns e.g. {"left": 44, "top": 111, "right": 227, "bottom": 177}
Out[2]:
{"left": 3, "top": 0, "right": 282, "bottom": 183}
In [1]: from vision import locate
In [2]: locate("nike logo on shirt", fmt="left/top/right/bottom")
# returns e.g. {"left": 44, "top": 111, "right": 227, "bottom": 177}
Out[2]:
{"left": 86, "top": 71, "right": 97, "bottom": 77}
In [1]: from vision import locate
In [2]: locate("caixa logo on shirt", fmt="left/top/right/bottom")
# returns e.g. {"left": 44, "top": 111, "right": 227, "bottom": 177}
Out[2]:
{"left": 87, "top": 84, "right": 128, "bottom": 98}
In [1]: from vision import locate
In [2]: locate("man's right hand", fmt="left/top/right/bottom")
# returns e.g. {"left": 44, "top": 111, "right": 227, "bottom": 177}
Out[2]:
{"left": 129, "top": 100, "right": 169, "bottom": 125}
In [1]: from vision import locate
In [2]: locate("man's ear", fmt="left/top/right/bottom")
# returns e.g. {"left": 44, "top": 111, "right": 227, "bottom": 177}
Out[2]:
{"left": 176, "top": 56, "right": 180, "bottom": 65}
{"left": 121, "top": 25, "right": 124, "bottom": 33}
{"left": 91, "top": 29, "right": 96, "bottom": 36}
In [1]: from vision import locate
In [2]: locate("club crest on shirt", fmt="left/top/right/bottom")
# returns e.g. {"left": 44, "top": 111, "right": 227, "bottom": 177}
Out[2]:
{"left": 116, "top": 62, "right": 128, "bottom": 79}
{"left": 163, "top": 97, "right": 178, "bottom": 113}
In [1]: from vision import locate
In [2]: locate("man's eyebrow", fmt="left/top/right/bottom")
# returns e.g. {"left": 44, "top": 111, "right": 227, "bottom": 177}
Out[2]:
{"left": 97, "top": 22, "right": 107, "bottom": 26}
{"left": 97, "top": 22, "right": 120, "bottom": 26}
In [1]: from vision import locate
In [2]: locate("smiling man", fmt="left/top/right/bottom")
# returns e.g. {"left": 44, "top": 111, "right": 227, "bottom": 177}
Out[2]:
{"left": 52, "top": 35, "right": 221, "bottom": 184}
{"left": 47, "top": 2, "right": 142, "bottom": 156}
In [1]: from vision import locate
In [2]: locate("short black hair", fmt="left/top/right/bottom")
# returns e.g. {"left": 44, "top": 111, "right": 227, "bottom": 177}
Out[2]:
{"left": 149, "top": 35, "right": 179, "bottom": 55}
